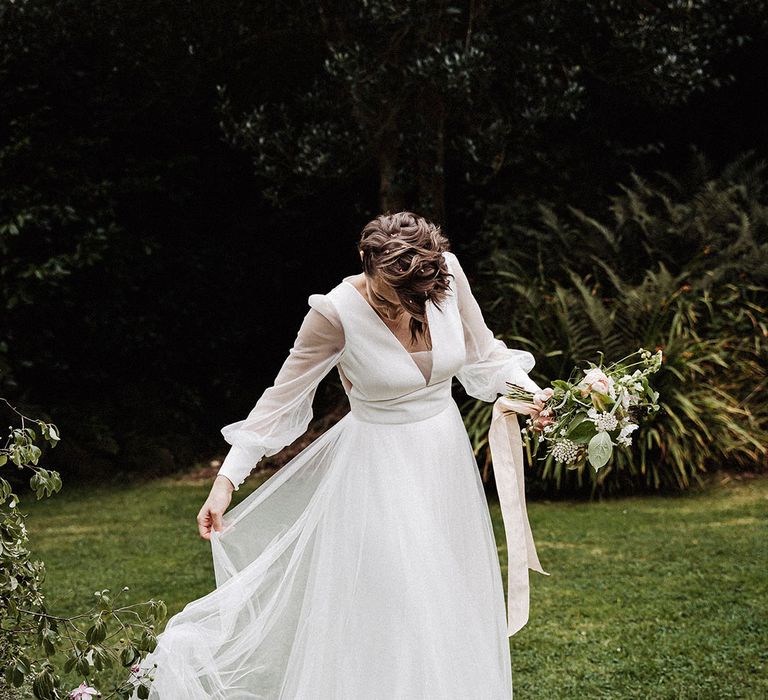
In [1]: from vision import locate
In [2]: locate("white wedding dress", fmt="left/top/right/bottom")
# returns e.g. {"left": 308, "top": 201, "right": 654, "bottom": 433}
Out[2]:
{"left": 130, "top": 251, "right": 547, "bottom": 699}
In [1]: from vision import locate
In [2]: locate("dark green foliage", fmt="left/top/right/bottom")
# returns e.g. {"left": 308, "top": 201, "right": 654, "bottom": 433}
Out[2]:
{"left": 1, "top": 1, "right": 768, "bottom": 483}
{"left": 465, "top": 152, "right": 768, "bottom": 495}
{"left": 219, "top": 0, "right": 768, "bottom": 215}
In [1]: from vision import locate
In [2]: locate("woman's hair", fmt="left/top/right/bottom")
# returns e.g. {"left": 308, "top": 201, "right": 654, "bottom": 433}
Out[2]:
{"left": 357, "top": 211, "right": 452, "bottom": 343}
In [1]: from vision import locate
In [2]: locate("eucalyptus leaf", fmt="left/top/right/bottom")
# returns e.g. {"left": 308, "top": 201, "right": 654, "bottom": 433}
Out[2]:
{"left": 588, "top": 432, "right": 613, "bottom": 470}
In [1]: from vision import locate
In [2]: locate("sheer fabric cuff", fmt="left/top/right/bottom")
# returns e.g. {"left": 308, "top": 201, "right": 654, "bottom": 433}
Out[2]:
{"left": 502, "top": 353, "right": 541, "bottom": 395}
{"left": 217, "top": 444, "right": 265, "bottom": 491}
{"left": 216, "top": 294, "right": 345, "bottom": 491}
{"left": 457, "top": 343, "right": 540, "bottom": 402}
{"left": 446, "top": 250, "right": 540, "bottom": 402}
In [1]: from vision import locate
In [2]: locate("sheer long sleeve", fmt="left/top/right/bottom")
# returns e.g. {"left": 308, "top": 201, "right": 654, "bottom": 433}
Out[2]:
{"left": 216, "top": 294, "right": 345, "bottom": 491}
{"left": 448, "top": 252, "right": 542, "bottom": 401}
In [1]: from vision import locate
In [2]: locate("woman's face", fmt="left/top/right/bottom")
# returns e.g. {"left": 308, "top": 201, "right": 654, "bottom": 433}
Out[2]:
{"left": 360, "top": 251, "right": 404, "bottom": 316}
{"left": 367, "top": 273, "right": 400, "bottom": 306}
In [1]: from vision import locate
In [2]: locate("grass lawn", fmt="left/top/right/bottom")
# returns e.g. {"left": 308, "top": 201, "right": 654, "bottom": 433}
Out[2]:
{"left": 19, "top": 470, "right": 768, "bottom": 699}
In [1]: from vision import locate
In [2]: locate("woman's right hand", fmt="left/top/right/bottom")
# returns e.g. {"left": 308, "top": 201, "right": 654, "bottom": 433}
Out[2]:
{"left": 197, "top": 475, "right": 234, "bottom": 540}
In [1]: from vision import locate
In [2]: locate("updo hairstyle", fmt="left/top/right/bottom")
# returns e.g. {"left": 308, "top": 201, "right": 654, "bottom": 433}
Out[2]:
{"left": 357, "top": 211, "right": 452, "bottom": 343}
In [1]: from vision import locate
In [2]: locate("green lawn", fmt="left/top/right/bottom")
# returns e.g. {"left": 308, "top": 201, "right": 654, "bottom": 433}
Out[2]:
{"left": 20, "top": 472, "right": 768, "bottom": 699}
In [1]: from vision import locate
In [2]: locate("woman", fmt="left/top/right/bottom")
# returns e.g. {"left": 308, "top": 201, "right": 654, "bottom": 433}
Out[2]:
{"left": 131, "top": 211, "right": 547, "bottom": 699}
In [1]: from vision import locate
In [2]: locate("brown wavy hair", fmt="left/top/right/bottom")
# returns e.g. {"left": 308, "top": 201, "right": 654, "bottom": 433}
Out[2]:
{"left": 357, "top": 211, "right": 452, "bottom": 343}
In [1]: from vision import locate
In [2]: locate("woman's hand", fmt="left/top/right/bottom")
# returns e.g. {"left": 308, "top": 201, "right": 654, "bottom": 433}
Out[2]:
{"left": 197, "top": 475, "right": 234, "bottom": 540}
{"left": 528, "top": 387, "right": 555, "bottom": 431}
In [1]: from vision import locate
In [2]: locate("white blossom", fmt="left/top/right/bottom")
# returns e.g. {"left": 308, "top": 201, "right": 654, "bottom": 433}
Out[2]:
{"left": 619, "top": 390, "right": 631, "bottom": 410}
{"left": 551, "top": 438, "right": 579, "bottom": 463}
{"left": 588, "top": 408, "right": 618, "bottom": 432}
{"left": 617, "top": 423, "right": 639, "bottom": 447}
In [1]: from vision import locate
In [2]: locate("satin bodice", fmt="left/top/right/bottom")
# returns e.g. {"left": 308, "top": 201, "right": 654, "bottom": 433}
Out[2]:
{"left": 321, "top": 273, "right": 466, "bottom": 424}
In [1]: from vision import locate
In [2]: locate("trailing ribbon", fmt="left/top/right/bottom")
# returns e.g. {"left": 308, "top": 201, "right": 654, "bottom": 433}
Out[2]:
{"left": 488, "top": 395, "right": 549, "bottom": 637}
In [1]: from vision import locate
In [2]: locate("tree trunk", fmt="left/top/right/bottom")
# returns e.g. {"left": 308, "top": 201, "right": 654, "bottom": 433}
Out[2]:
{"left": 415, "top": 86, "right": 446, "bottom": 224}
{"left": 377, "top": 135, "right": 405, "bottom": 214}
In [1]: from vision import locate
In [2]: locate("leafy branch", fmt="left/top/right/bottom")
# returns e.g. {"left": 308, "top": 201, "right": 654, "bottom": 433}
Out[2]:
{"left": 1, "top": 398, "right": 163, "bottom": 700}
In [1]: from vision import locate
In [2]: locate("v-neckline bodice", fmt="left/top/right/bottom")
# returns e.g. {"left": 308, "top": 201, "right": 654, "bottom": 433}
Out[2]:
{"left": 342, "top": 276, "right": 435, "bottom": 385}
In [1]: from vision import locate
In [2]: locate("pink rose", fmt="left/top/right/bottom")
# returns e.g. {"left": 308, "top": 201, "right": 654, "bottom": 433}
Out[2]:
{"left": 532, "top": 387, "right": 554, "bottom": 410}
{"left": 531, "top": 407, "right": 556, "bottom": 432}
{"left": 578, "top": 368, "right": 614, "bottom": 397}
{"left": 69, "top": 682, "right": 101, "bottom": 700}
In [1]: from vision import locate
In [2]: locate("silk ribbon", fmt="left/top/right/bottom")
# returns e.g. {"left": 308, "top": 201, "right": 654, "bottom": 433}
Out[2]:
{"left": 488, "top": 395, "right": 549, "bottom": 637}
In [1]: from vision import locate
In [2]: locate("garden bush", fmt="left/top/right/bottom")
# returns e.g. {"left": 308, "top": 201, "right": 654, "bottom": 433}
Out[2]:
{"left": 464, "top": 150, "right": 767, "bottom": 496}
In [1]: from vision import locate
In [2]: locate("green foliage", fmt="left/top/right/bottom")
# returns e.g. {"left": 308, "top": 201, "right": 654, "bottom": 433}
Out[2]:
{"left": 2, "top": 0, "right": 768, "bottom": 481}
{"left": 218, "top": 1, "right": 767, "bottom": 212}
{"left": 466, "top": 152, "right": 768, "bottom": 495}
{"left": 0, "top": 400, "right": 164, "bottom": 699}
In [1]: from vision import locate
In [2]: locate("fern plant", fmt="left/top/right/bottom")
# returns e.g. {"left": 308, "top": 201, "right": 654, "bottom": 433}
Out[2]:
{"left": 466, "top": 151, "right": 768, "bottom": 496}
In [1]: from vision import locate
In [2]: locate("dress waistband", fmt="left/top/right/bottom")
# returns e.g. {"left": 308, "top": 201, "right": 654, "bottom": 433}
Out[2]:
{"left": 347, "top": 380, "right": 453, "bottom": 424}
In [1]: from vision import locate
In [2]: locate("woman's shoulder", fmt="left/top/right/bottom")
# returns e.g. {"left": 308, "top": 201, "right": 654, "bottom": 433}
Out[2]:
{"left": 443, "top": 250, "right": 459, "bottom": 268}
{"left": 306, "top": 274, "right": 359, "bottom": 330}
{"left": 342, "top": 272, "right": 366, "bottom": 295}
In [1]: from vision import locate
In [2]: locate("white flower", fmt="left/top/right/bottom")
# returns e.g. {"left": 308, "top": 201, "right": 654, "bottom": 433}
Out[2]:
{"left": 69, "top": 683, "right": 101, "bottom": 700}
{"left": 577, "top": 367, "right": 616, "bottom": 398}
{"left": 620, "top": 423, "right": 638, "bottom": 437}
{"left": 616, "top": 423, "right": 639, "bottom": 447}
{"left": 551, "top": 438, "right": 579, "bottom": 463}
{"left": 588, "top": 409, "right": 618, "bottom": 432}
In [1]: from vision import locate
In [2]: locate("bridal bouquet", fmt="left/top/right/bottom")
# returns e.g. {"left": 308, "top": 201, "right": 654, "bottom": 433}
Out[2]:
{"left": 506, "top": 348, "right": 663, "bottom": 472}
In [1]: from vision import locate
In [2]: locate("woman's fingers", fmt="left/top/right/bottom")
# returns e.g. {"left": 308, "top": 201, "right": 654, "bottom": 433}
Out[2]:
{"left": 197, "top": 505, "right": 222, "bottom": 540}
{"left": 196, "top": 488, "right": 232, "bottom": 540}
{"left": 197, "top": 508, "right": 211, "bottom": 540}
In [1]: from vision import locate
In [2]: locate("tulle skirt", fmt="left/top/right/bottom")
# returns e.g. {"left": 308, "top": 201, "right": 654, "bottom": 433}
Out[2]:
{"left": 131, "top": 399, "right": 513, "bottom": 699}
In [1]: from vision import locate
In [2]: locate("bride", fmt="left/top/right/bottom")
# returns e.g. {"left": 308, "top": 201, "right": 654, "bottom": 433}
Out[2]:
{"left": 131, "top": 211, "right": 547, "bottom": 699}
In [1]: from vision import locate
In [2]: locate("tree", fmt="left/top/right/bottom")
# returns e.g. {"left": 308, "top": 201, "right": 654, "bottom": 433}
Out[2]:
{"left": 218, "top": 0, "right": 766, "bottom": 219}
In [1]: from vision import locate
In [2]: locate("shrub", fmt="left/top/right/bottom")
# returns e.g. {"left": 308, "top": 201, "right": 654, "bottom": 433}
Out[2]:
{"left": 465, "top": 151, "right": 768, "bottom": 496}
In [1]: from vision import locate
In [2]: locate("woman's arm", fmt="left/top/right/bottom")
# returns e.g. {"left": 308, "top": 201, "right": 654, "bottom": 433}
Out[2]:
{"left": 198, "top": 294, "right": 345, "bottom": 540}
{"left": 446, "top": 251, "right": 542, "bottom": 400}
{"left": 216, "top": 293, "right": 345, "bottom": 490}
